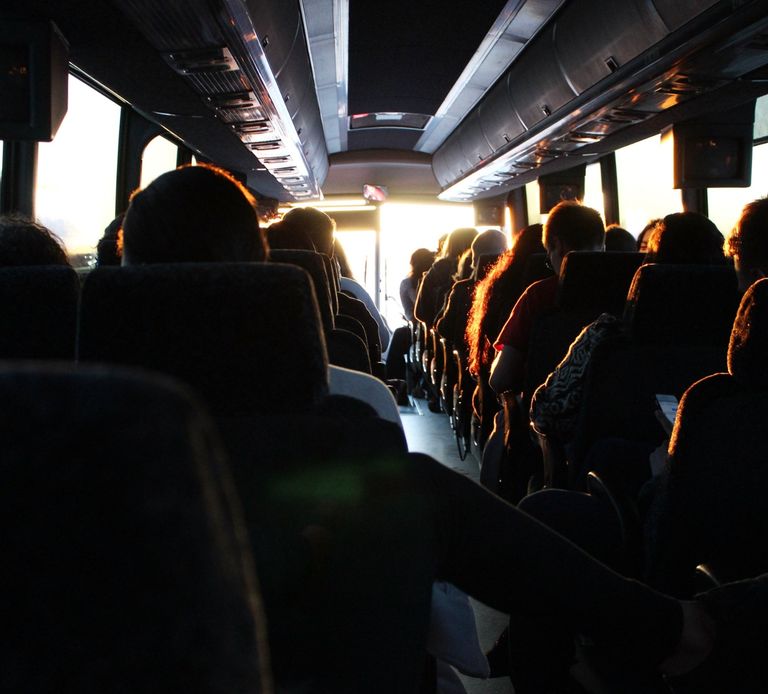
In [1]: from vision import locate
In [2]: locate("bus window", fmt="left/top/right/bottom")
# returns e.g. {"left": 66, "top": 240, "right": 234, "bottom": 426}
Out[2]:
{"left": 582, "top": 161, "right": 605, "bottom": 221}
{"left": 36, "top": 75, "right": 120, "bottom": 260}
{"left": 708, "top": 142, "right": 768, "bottom": 236}
{"left": 615, "top": 133, "right": 683, "bottom": 237}
{"left": 754, "top": 93, "right": 768, "bottom": 141}
{"left": 140, "top": 135, "right": 179, "bottom": 189}
{"left": 379, "top": 202, "right": 475, "bottom": 326}
{"left": 525, "top": 180, "right": 541, "bottom": 225}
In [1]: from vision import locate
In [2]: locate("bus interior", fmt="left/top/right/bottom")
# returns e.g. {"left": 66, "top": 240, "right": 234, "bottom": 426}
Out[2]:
{"left": 2, "top": 1, "right": 768, "bottom": 693}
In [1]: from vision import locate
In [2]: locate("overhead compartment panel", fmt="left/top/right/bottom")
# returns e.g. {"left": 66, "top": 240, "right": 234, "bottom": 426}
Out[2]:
{"left": 244, "top": 0, "right": 301, "bottom": 76}
{"left": 554, "top": 0, "right": 668, "bottom": 95}
{"left": 650, "top": 0, "right": 721, "bottom": 33}
{"left": 508, "top": 25, "right": 577, "bottom": 129}
{"left": 478, "top": 73, "right": 526, "bottom": 152}
{"left": 458, "top": 111, "right": 494, "bottom": 167}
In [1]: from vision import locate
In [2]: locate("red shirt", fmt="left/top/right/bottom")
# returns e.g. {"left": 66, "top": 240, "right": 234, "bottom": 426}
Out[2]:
{"left": 494, "top": 275, "right": 559, "bottom": 352}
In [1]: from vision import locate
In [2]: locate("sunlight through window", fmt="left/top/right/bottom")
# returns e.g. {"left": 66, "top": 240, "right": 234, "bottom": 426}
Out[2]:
{"left": 140, "top": 135, "right": 179, "bottom": 189}
{"left": 616, "top": 134, "right": 683, "bottom": 237}
{"left": 36, "top": 75, "right": 120, "bottom": 256}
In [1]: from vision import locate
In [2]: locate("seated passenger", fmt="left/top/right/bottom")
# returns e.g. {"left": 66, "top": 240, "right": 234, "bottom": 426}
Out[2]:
{"left": 489, "top": 201, "right": 605, "bottom": 394}
{"left": 466, "top": 224, "right": 545, "bottom": 448}
{"left": 115, "top": 165, "right": 719, "bottom": 693}
{"left": 605, "top": 223, "right": 637, "bottom": 252}
{"left": 436, "top": 229, "right": 508, "bottom": 349}
{"left": 414, "top": 226, "right": 478, "bottom": 331}
{"left": 400, "top": 247, "right": 435, "bottom": 323}
{"left": 121, "top": 164, "right": 399, "bottom": 426}
{"left": 726, "top": 196, "right": 768, "bottom": 292}
{"left": 530, "top": 211, "right": 727, "bottom": 460}
{"left": 281, "top": 206, "right": 391, "bottom": 352}
{"left": 0, "top": 215, "right": 70, "bottom": 266}
{"left": 637, "top": 218, "right": 662, "bottom": 253}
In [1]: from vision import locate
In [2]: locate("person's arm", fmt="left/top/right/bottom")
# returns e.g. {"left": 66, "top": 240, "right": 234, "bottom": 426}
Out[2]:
{"left": 489, "top": 344, "right": 525, "bottom": 394}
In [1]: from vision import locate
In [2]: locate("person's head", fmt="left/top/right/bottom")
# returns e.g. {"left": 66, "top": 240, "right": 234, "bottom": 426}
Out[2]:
{"left": 436, "top": 233, "right": 449, "bottom": 258}
{"left": 471, "top": 229, "right": 508, "bottom": 268}
{"left": 726, "top": 197, "right": 768, "bottom": 293}
{"left": 0, "top": 215, "right": 70, "bottom": 267}
{"left": 265, "top": 219, "right": 315, "bottom": 251}
{"left": 280, "top": 207, "right": 335, "bottom": 256}
{"left": 604, "top": 224, "right": 637, "bottom": 252}
{"left": 97, "top": 214, "right": 124, "bottom": 266}
{"left": 121, "top": 164, "right": 266, "bottom": 265}
{"left": 409, "top": 248, "right": 435, "bottom": 280}
{"left": 542, "top": 201, "right": 605, "bottom": 275}
{"left": 646, "top": 212, "right": 725, "bottom": 266}
{"left": 454, "top": 249, "right": 474, "bottom": 281}
{"left": 637, "top": 219, "right": 662, "bottom": 253}
{"left": 444, "top": 227, "right": 479, "bottom": 260}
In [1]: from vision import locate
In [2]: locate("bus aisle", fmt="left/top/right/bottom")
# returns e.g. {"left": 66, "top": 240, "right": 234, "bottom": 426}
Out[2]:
{"left": 401, "top": 398, "right": 513, "bottom": 694}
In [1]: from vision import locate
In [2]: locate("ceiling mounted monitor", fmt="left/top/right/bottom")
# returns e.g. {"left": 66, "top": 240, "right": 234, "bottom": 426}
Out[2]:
{"left": 0, "top": 20, "right": 68, "bottom": 141}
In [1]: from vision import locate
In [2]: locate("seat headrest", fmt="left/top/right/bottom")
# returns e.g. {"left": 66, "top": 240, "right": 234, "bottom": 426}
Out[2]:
{"left": 0, "top": 364, "right": 267, "bottom": 692}
{"left": 558, "top": 251, "right": 644, "bottom": 314}
{"left": 79, "top": 263, "right": 329, "bottom": 415}
{"left": 728, "top": 278, "right": 768, "bottom": 387}
{"left": 625, "top": 263, "right": 740, "bottom": 348}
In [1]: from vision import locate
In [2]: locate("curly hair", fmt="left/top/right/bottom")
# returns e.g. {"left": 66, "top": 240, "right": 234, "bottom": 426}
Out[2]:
{"left": 466, "top": 224, "right": 543, "bottom": 376}
{"left": 0, "top": 215, "right": 70, "bottom": 267}
{"left": 726, "top": 197, "right": 768, "bottom": 273}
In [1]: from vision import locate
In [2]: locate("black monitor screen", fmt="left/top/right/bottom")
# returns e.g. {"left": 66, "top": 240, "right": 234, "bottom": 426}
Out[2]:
{"left": 0, "top": 45, "right": 31, "bottom": 123}
{"left": 683, "top": 136, "right": 741, "bottom": 181}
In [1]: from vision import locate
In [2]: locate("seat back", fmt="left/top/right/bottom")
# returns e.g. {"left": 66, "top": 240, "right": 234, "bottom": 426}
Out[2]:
{"left": 647, "top": 372, "right": 768, "bottom": 593}
{"left": 558, "top": 251, "right": 645, "bottom": 315}
{"left": 0, "top": 364, "right": 267, "bottom": 693}
{"left": 625, "top": 263, "right": 740, "bottom": 349}
{"left": 270, "top": 249, "right": 334, "bottom": 331}
{"left": 523, "top": 252, "right": 644, "bottom": 401}
{"left": 0, "top": 265, "right": 79, "bottom": 359}
{"left": 78, "top": 263, "right": 328, "bottom": 415}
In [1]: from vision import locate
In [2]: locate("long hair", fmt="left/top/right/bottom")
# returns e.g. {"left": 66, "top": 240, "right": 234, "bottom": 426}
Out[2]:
{"left": 466, "top": 224, "right": 543, "bottom": 375}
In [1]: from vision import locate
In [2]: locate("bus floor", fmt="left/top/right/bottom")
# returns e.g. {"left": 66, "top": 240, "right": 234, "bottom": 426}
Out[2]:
{"left": 401, "top": 397, "right": 514, "bottom": 694}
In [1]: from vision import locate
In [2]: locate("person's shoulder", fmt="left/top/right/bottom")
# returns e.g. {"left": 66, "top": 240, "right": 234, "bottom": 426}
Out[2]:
{"left": 518, "top": 274, "right": 558, "bottom": 302}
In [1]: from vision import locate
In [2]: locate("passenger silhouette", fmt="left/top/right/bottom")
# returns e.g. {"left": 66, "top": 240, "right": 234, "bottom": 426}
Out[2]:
{"left": 414, "top": 226, "right": 478, "bottom": 330}
{"left": 725, "top": 196, "right": 768, "bottom": 293}
{"left": 490, "top": 201, "right": 604, "bottom": 394}
{"left": 0, "top": 214, "right": 70, "bottom": 266}
{"left": 605, "top": 223, "right": 637, "bottom": 252}
{"left": 111, "top": 163, "right": 718, "bottom": 693}
{"left": 121, "top": 164, "right": 267, "bottom": 264}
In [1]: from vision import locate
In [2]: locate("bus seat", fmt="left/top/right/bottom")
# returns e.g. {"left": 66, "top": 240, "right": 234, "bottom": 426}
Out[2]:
{"left": 270, "top": 249, "right": 371, "bottom": 372}
{"left": 625, "top": 263, "right": 740, "bottom": 350}
{"left": 0, "top": 265, "right": 79, "bottom": 360}
{"left": 327, "top": 327, "right": 372, "bottom": 373}
{"left": 645, "top": 282, "right": 768, "bottom": 595}
{"left": 569, "top": 265, "right": 740, "bottom": 486}
{"left": 523, "top": 251, "right": 644, "bottom": 402}
{"left": 78, "top": 263, "right": 329, "bottom": 416}
{"left": 269, "top": 249, "right": 334, "bottom": 330}
{"left": 338, "top": 291, "right": 381, "bottom": 365}
{"left": 0, "top": 363, "right": 268, "bottom": 692}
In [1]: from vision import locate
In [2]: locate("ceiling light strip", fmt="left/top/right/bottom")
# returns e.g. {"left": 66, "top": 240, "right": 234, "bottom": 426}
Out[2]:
{"left": 218, "top": 0, "right": 321, "bottom": 199}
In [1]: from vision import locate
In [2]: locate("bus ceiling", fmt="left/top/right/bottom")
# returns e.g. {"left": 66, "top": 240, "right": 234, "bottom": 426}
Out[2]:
{"left": 2, "top": 0, "right": 768, "bottom": 203}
